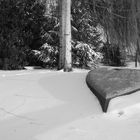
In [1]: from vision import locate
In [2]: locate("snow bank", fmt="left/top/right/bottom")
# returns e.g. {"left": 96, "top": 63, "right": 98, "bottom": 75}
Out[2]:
{"left": 0, "top": 69, "right": 140, "bottom": 140}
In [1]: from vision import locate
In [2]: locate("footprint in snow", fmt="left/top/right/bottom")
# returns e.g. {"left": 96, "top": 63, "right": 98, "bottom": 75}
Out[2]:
{"left": 118, "top": 110, "right": 125, "bottom": 116}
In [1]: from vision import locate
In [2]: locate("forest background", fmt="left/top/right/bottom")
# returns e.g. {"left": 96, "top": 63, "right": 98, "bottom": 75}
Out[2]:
{"left": 0, "top": 0, "right": 140, "bottom": 70}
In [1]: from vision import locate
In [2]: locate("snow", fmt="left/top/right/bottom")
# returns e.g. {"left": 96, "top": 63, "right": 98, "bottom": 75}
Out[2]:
{"left": 0, "top": 66, "right": 140, "bottom": 140}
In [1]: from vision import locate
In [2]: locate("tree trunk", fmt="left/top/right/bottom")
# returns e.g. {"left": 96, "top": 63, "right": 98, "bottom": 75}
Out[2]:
{"left": 58, "top": 0, "right": 65, "bottom": 70}
{"left": 59, "top": 0, "right": 72, "bottom": 72}
{"left": 131, "top": 0, "right": 139, "bottom": 67}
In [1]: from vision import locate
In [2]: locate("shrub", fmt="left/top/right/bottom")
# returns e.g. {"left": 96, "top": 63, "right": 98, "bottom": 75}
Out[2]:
{"left": 72, "top": 42, "right": 102, "bottom": 68}
{"left": 38, "top": 43, "right": 59, "bottom": 68}
{"left": 26, "top": 49, "right": 44, "bottom": 66}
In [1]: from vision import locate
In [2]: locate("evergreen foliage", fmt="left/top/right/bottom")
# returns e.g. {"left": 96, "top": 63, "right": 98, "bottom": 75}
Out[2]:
{"left": 72, "top": 42, "right": 102, "bottom": 68}
{"left": 38, "top": 43, "right": 59, "bottom": 68}
{"left": 0, "top": 0, "right": 46, "bottom": 69}
{"left": 0, "top": 0, "right": 139, "bottom": 70}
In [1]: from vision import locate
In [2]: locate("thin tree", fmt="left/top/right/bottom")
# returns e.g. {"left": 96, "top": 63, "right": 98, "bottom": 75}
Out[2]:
{"left": 132, "top": 0, "right": 140, "bottom": 67}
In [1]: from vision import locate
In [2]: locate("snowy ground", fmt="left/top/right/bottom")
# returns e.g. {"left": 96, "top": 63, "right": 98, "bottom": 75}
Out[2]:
{"left": 0, "top": 63, "right": 140, "bottom": 140}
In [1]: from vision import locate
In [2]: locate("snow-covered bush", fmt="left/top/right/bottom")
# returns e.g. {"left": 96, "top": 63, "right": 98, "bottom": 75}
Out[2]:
{"left": 38, "top": 43, "right": 59, "bottom": 68}
{"left": 26, "top": 50, "right": 43, "bottom": 66}
{"left": 72, "top": 42, "right": 102, "bottom": 68}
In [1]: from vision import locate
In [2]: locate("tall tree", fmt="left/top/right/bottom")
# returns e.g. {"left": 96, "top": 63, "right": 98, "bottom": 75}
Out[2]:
{"left": 59, "top": 0, "right": 72, "bottom": 71}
